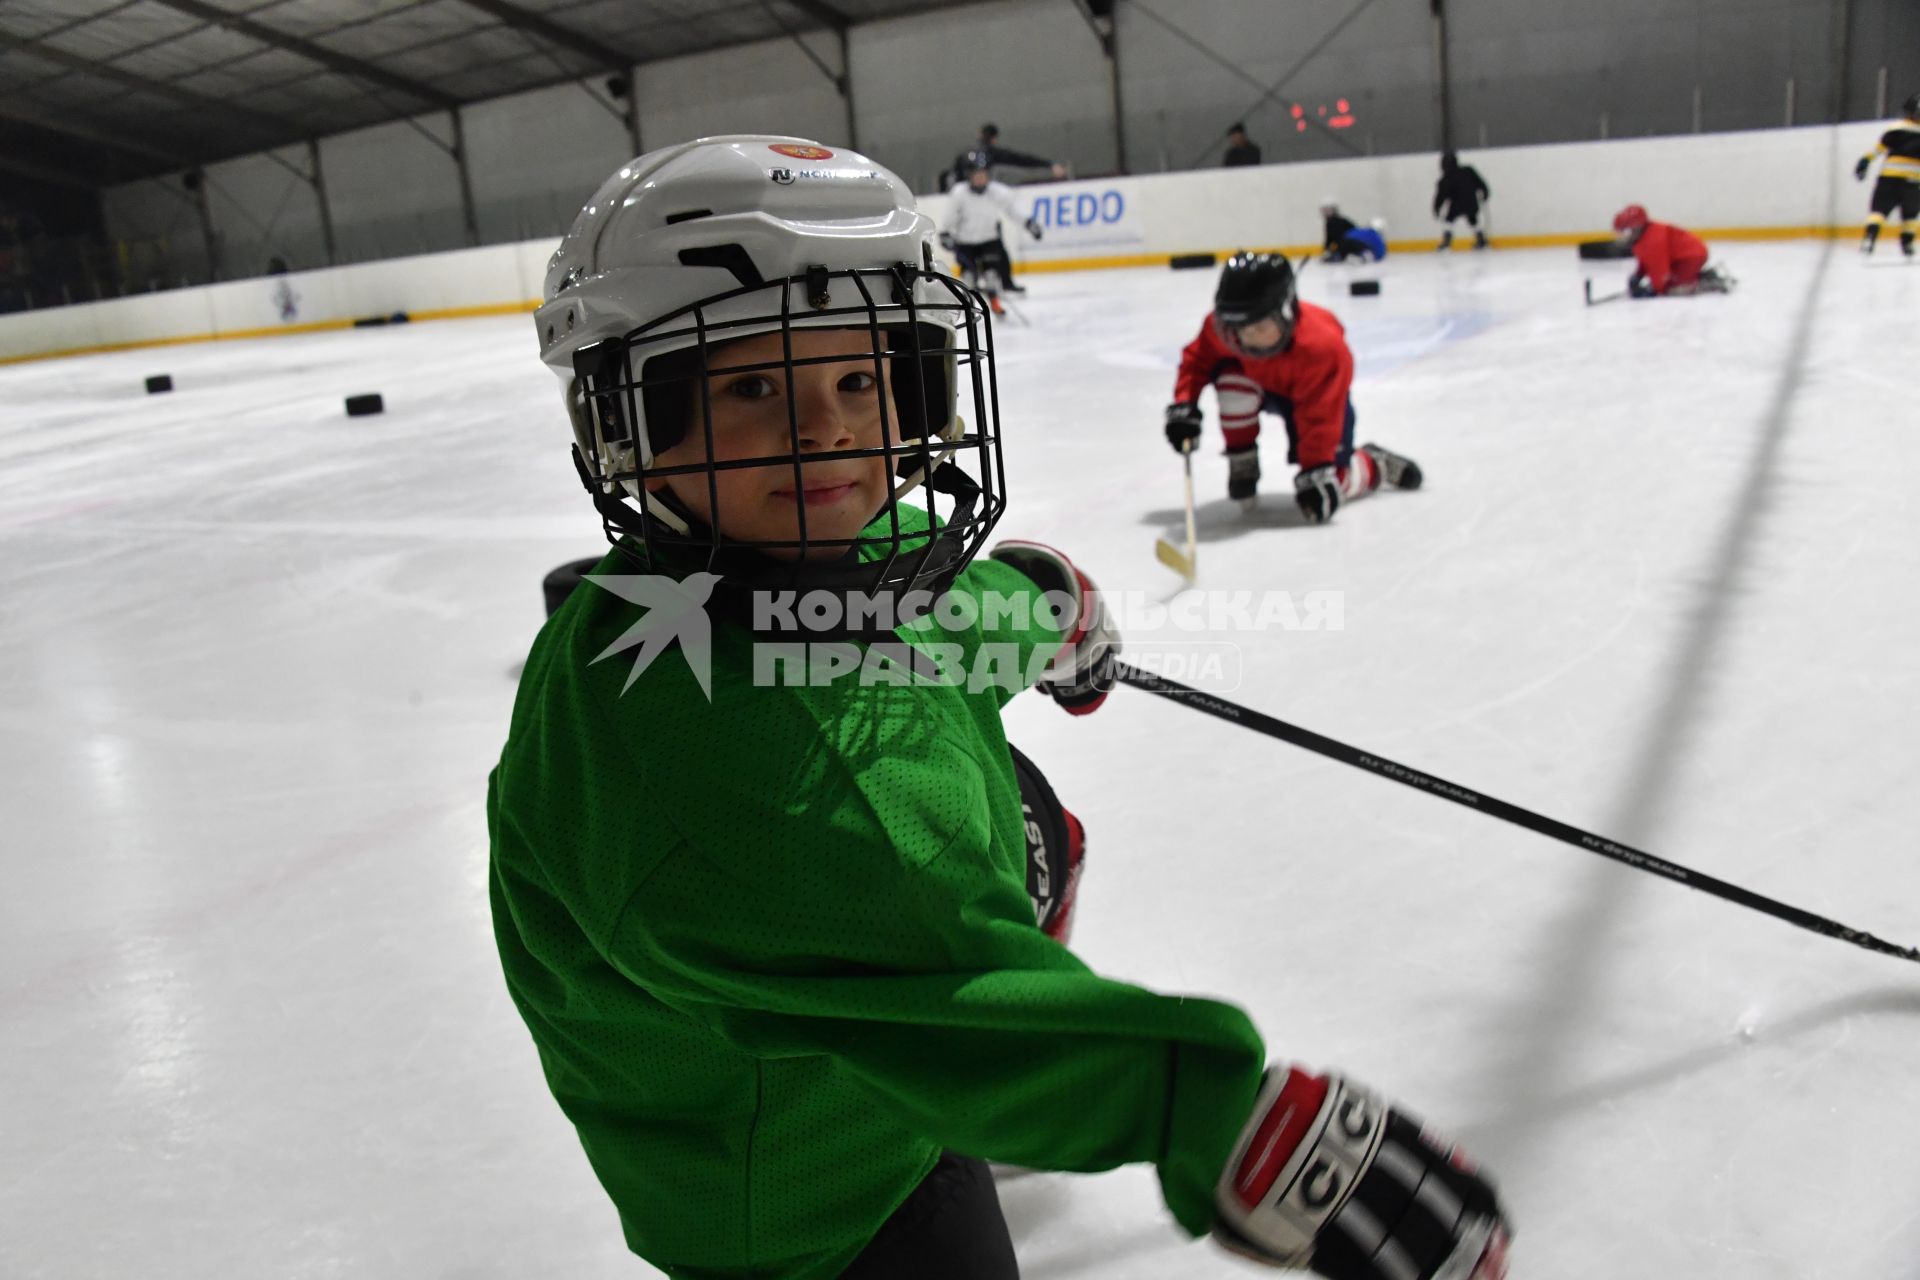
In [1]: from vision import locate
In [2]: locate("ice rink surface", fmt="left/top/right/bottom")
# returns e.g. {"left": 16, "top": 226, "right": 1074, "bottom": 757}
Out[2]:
{"left": 3, "top": 243, "right": 1918, "bottom": 1279}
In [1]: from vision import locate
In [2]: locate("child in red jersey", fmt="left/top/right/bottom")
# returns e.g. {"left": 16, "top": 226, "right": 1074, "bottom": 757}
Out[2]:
{"left": 1164, "top": 252, "right": 1422, "bottom": 524}
{"left": 1612, "top": 205, "right": 1735, "bottom": 297}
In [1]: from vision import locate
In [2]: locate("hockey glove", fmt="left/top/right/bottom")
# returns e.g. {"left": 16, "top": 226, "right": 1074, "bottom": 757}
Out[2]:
{"left": 1628, "top": 272, "right": 1657, "bottom": 299}
{"left": 1854, "top": 157, "right": 1871, "bottom": 181}
{"left": 1295, "top": 465, "right": 1342, "bottom": 524}
{"left": 1025, "top": 217, "right": 1044, "bottom": 241}
{"left": 938, "top": 230, "right": 956, "bottom": 251}
{"left": 1214, "top": 1066, "right": 1513, "bottom": 1280}
{"left": 1165, "top": 401, "right": 1203, "bottom": 453}
{"left": 988, "top": 541, "right": 1119, "bottom": 716}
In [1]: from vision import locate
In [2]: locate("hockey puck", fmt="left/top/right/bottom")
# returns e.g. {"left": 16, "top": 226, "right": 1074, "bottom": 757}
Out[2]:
{"left": 1169, "top": 253, "right": 1218, "bottom": 271}
{"left": 344, "top": 393, "right": 385, "bottom": 417}
{"left": 1349, "top": 280, "right": 1382, "bottom": 297}
{"left": 543, "top": 555, "right": 606, "bottom": 617}
{"left": 145, "top": 374, "right": 173, "bottom": 394}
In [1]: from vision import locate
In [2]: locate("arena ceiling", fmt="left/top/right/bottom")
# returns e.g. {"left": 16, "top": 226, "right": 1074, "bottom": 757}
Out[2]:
{"left": 0, "top": 0, "right": 978, "bottom": 190}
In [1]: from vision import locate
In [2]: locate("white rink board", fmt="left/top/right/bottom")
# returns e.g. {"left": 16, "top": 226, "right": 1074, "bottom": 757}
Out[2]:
{"left": 2, "top": 122, "right": 1896, "bottom": 364}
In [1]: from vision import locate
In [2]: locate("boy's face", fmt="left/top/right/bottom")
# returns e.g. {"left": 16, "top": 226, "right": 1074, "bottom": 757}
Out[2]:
{"left": 1231, "top": 315, "right": 1285, "bottom": 351}
{"left": 647, "top": 328, "right": 897, "bottom": 560}
{"left": 968, "top": 169, "right": 990, "bottom": 191}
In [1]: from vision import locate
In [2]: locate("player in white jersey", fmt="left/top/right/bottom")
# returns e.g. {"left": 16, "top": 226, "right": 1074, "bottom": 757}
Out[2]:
{"left": 941, "top": 152, "right": 1043, "bottom": 311}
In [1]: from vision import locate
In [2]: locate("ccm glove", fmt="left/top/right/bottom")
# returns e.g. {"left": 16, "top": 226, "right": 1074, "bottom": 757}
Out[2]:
{"left": 1854, "top": 156, "right": 1871, "bottom": 181}
{"left": 988, "top": 541, "right": 1119, "bottom": 715}
{"left": 1214, "top": 1066, "right": 1513, "bottom": 1280}
{"left": 1025, "top": 217, "right": 1044, "bottom": 241}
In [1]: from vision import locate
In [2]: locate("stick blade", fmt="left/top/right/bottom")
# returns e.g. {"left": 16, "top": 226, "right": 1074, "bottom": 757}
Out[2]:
{"left": 1154, "top": 536, "right": 1196, "bottom": 580}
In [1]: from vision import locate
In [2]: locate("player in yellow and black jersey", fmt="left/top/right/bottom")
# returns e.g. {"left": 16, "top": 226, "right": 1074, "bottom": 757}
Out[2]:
{"left": 1855, "top": 93, "right": 1920, "bottom": 257}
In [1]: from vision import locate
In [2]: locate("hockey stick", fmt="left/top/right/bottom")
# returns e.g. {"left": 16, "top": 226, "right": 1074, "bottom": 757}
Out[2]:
{"left": 1154, "top": 441, "right": 1199, "bottom": 580}
{"left": 1114, "top": 662, "right": 1920, "bottom": 965}
{"left": 1583, "top": 279, "right": 1628, "bottom": 306}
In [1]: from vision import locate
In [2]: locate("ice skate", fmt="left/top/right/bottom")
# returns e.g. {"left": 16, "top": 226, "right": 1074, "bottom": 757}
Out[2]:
{"left": 1226, "top": 447, "right": 1260, "bottom": 508}
{"left": 1360, "top": 443, "right": 1423, "bottom": 491}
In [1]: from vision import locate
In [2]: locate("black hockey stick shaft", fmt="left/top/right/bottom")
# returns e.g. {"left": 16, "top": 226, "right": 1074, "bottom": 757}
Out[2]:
{"left": 1115, "top": 662, "right": 1920, "bottom": 965}
{"left": 1584, "top": 279, "right": 1627, "bottom": 306}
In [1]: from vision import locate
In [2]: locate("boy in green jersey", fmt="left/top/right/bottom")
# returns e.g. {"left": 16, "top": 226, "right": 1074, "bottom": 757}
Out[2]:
{"left": 488, "top": 136, "right": 1512, "bottom": 1280}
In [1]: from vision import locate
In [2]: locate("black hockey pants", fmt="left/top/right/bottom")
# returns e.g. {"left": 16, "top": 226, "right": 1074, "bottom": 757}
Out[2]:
{"left": 840, "top": 1152, "right": 1020, "bottom": 1278}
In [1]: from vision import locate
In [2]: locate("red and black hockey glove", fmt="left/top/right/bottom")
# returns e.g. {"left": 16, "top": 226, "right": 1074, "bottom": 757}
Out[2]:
{"left": 988, "top": 541, "right": 1120, "bottom": 715}
{"left": 1295, "top": 465, "right": 1342, "bottom": 524}
{"left": 1214, "top": 1067, "right": 1512, "bottom": 1280}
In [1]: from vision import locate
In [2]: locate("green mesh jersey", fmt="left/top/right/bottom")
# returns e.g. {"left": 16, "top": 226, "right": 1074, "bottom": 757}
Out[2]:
{"left": 487, "top": 506, "right": 1265, "bottom": 1279}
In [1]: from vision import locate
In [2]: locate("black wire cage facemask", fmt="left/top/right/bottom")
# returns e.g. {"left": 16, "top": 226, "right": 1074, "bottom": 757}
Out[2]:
{"left": 565, "top": 259, "right": 1006, "bottom": 632}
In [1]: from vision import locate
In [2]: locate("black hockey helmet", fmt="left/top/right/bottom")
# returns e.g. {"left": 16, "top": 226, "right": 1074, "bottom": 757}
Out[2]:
{"left": 1213, "top": 251, "right": 1299, "bottom": 357}
{"left": 1905, "top": 92, "right": 1919, "bottom": 120}
{"left": 961, "top": 148, "right": 993, "bottom": 179}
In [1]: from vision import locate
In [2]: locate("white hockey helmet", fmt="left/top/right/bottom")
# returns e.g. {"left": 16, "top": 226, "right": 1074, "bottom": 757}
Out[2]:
{"left": 537, "top": 135, "right": 1003, "bottom": 602}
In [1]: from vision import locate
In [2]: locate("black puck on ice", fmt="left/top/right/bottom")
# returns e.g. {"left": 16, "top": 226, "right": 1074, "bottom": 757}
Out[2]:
{"left": 1349, "top": 280, "right": 1382, "bottom": 297}
{"left": 1169, "top": 253, "right": 1218, "bottom": 270}
{"left": 543, "top": 556, "right": 605, "bottom": 618}
{"left": 145, "top": 374, "right": 173, "bottom": 394}
{"left": 345, "top": 393, "right": 385, "bottom": 417}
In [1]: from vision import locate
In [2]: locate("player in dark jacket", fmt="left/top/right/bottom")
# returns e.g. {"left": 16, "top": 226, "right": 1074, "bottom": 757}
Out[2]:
{"left": 1319, "top": 201, "right": 1384, "bottom": 262}
{"left": 1222, "top": 122, "right": 1262, "bottom": 167}
{"left": 946, "top": 122, "right": 1065, "bottom": 189}
{"left": 1434, "top": 152, "right": 1490, "bottom": 250}
{"left": 1855, "top": 94, "right": 1920, "bottom": 257}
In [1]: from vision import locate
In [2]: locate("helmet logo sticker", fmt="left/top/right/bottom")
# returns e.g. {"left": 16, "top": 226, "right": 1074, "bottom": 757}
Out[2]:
{"left": 769, "top": 143, "right": 834, "bottom": 159}
{"left": 770, "top": 168, "right": 795, "bottom": 185}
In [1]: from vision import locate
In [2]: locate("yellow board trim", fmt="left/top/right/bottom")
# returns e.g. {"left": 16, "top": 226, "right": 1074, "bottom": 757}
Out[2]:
{"left": 0, "top": 222, "right": 1878, "bottom": 367}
